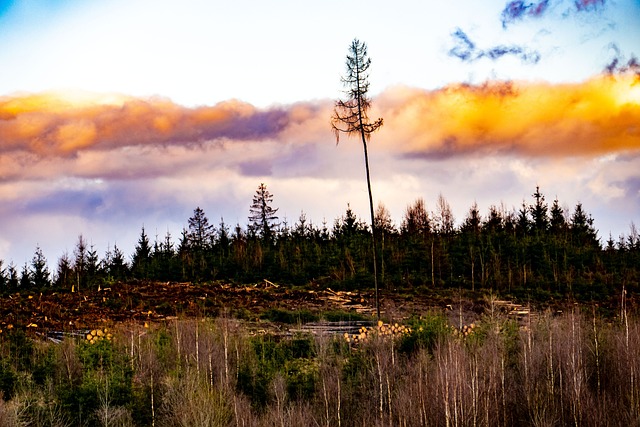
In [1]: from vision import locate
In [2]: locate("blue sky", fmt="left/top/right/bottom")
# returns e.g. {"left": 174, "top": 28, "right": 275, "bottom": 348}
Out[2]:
{"left": 1, "top": 0, "right": 637, "bottom": 106}
{"left": 1, "top": 0, "right": 639, "bottom": 266}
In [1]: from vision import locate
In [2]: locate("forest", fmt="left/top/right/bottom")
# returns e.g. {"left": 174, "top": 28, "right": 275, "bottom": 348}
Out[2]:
{"left": 1, "top": 183, "right": 640, "bottom": 426}
{"left": 1, "top": 184, "right": 639, "bottom": 303}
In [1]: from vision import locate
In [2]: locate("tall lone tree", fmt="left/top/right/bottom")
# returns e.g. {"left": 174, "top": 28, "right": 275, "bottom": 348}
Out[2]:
{"left": 331, "top": 38, "right": 384, "bottom": 319}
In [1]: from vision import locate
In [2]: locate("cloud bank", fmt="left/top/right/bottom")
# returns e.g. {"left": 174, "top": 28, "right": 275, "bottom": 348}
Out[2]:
{"left": 1, "top": 73, "right": 639, "bottom": 262}
{"left": 0, "top": 92, "right": 290, "bottom": 157}
{"left": 376, "top": 73, "right": 640, "bottom": 159}
{"left": 2, "top": 73, "right": 638, "bottom": 170}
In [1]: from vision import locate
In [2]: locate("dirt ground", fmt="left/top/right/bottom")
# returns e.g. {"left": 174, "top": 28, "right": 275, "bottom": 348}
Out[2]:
{"left": 0, "top": 280, "right": 477, "bottom": 332}
{"left": 0, "top": 280, "right": 608, "bottom": 336}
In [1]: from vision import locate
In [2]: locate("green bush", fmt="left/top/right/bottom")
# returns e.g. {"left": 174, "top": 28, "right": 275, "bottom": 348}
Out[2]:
{"left": 398, "top": 312, "right": 450, "bottom": 355}
{"left": 0, "top": 363, "right": 17, "bottom": 400}
{"left": 236, "top": 361, "right": 271, "bottom": 409}
{"left": 285, "top": 358, "right": 318, "bottom": 401}
{"left": 57, "top": 338, "right": 134, "bottom": 424}
{"left": 31, "top": 346, "right": 56, "bottom": 386}
{"left": 6, "top": 329, "right": 34, "bottom": 371}
{"left": 236, "top": 333, "right": 317, "bottom": 408}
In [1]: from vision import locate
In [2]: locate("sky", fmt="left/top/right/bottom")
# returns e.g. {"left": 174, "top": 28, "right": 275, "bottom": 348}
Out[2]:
{"left": 1, "top": 0, "right": 639, "bottom": 266}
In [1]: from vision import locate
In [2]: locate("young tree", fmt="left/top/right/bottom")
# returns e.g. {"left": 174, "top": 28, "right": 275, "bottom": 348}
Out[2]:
{"left": 460, "top": 203, "right": 483, "bottom": 290}
{"left": 132, "top": 226, "right": 153, "bottom": 279}
{"left": 177, "top": 228, "right": 193, "bottom": 280}
{"left": 334, "top": 204, "right": 367, "bottom": 238}
{"left": 20, "top": 262, "right": 31, "bottom": 288}
{"left": 530, "top": 186, "right": 549, "bottom": 234}
{"left": 188, "top": 207, "right": 215, "bottom": 250}
{"left": 55, "top": 252, "right": 73, "bottom": 289}
{"left": 217, "top": 218, "right": 231, "bottom": 250}
{"left": 73, "top": 234, "right": 88, "bottom": 291}
{"left": 154, "top": 231, "right": 177, "bottom": 281}
{"left": 570, "top": 202, "right": 599, "bottom": 248}
{"left": 516, "top": 201, "right": 530, "bottom": 236}
{"left": 460, "top": 202, "right": 482, "bottom": 234}
{"left": 549, "top": 198, "right": 567, "bottom": 235}
{"left": 374, "top": 202, "right": 395, "bottom": 285}
{"left": 31, "top": 246, "right": 50, "bottom": 288}
{"left": 7, "top": 261, "right": 18, "bottom": 289}
{"left": 86, "top": 243, "right": 100, "bottom": 288}
{"left": 186, "top": 207, "right": 215, "bottom": 280}
{"left": 249, "top": 183, "right": 279, "bottom": 242}
{"left": 434, "top": 194, "right": 455, "bottom": 235}
{"left": 483, "top": 204, "right": 504, "bottom": 233}
{"left": 331, "top": 38, "right": 384, "bottom": 318}
{"left": 104, "top": 244, "right": 128, "bottom": 281}
{"left": 293, "top": 211, "right": 312, "bottom": 239}
{"left": 374, "top": 203, "right": 395, "bottom": 236}
{"left": 401, "top": 198, "right": 430, "bottom": 236}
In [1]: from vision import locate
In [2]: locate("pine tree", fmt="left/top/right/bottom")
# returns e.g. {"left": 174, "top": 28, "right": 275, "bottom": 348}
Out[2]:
{"left": 483, "top": 205, "right": 504, "bottom": 233}
{"left": 334, "top": 204, "right": 367, "bottom": 238}
{"left": 112, "top": 245, "right": 128, "bottom": 277}
{"left": 249, "top": 183, "right": 279, "bottom": 241}
{"left": 7, "top": 262, "right": 18, "bottom": 289}
{"left": 104, "top": 244, "right": 128, "bottom": 281}
{"left": 55, "top": 252, "right": 73, "bottom": 289}
{"left": 570, "top": 203, "right": 599, "bottom": 248}
{"left": 185, "top": 207, "right": 215, "bottom": 280}
{"left": 73, "top": 234, "right": 88, "bottom": 291}
{"left": 549, "top": 197, "right": 567, "bottom": 235}
{"left": 516, "top": 201, "right": 530, "bottom": 236}
{"left": 188, "top": 207, "right": 215, "bottom": 250}
{"left": 163, "top": 231, "right": 175, "bottom": 256}
{"left": 214, "top": 219, "right": 231, "bottom": 272}
{"left": 530, "top": 186, "right": 549, "bottom": 234}
{"left": 218, "top": 218, "right": 231, "bottom": 250}
{"left": 154, "top": 231, "right": 176, "bottom": 281}
{"left": 461, "top": 202, "right": 482, "bottom": 234}
{"left": 86, "top": 244, "right": 100, "bottom": 288}
{"left": 31, "top": 246, "right": 50, "bottom": 288}
{"left": 178, "top": 228, "right": 192, "bottom": 280}
{"left": 132, "top": 226, "right": 152, "bottom": 279}
{"left": 19, "top": 262, "right": 31, "bottom": 288}
{"left": 293, "top": 212, "right": 311, "bottom": 239}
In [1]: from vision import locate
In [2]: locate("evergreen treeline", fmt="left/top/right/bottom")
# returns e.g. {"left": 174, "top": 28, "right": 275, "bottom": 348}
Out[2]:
{"left": 2, "top": 185, "right": 639, "bottom": 300}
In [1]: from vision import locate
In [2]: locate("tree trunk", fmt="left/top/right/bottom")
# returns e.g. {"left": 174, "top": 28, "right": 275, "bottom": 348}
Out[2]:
{"left": 361, "top": 135, "right": 380, "bottom": 320}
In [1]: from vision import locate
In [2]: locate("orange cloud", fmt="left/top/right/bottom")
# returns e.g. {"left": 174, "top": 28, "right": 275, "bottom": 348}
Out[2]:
{"left": 0, "top": 92, "right": 289, "bottom": 157}
{"left": 2, "top": 75, "right": 639, "bottom": 162}
{"left": 376, "top": 74, "right": 640, "bottom": 158}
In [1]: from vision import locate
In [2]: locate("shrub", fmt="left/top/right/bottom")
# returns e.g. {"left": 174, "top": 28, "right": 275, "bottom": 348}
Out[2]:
{"left": 285, "top": 358, "right": 318, "bottom": 402}
{"left": 398, "top": 312, "right": 450, "bottom": 355}
{"left": 0, "top": 364, "right": 17, "bottom": 401}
